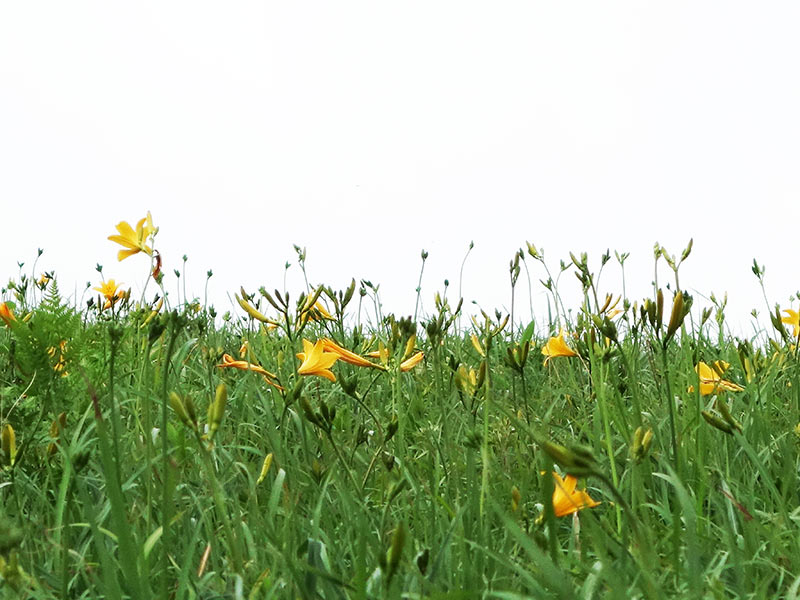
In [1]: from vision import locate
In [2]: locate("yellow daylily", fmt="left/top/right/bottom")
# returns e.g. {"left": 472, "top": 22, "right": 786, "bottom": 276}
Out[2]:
{"left": 217, "top": 353, "right": 284, "bottom": 391}
{"left": 551, "top": 472, "right": 601, "bottom": 518}
{"left": 542, "top": 329, "right": 578, "bottom": 365}
{"left": 689, "top": 361, "right": 744, "bottom": 396}
{"left": 782, "top": 309, "right": 799, "bottom": 337}
{"left": 322, "top": 338, "right": 385, "bottom": 369}
{"left": 108, "top": 212, "right": 156, "bottom": 261}
{"left": 0, "top": 302, "right": 15, "bottom": 326}
{"left": 47, "top": 340, "right": 68, "bottom": 376}
{"left": 93, "top": 280, "right": 126, "bottom": 310}
{"left": 296, "top": 339, "right": 339, "bottom": 382}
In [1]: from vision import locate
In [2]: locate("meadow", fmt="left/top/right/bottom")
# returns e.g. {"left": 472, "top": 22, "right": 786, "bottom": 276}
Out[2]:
{"left": 1, "top": 215, "right": 799, "bottom": 599}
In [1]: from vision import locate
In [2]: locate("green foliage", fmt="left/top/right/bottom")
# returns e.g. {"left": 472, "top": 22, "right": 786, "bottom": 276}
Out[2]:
{"left": 1, "top": 248, "right": 800, "bottom": 599}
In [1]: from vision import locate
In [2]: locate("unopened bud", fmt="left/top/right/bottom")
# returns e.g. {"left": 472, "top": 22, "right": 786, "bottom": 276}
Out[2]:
{"left": 715, "top": 398, "right": 743, "bottom": 433}
{"left": 681, "top": 238, "right": 693, "bottom": 262}
{"left": 702, "top": 410, "right": 736, "bottom": 435}
{"left": 386, "top": 523, "right": 406, "bottom": 585}
{"left": 169, "top": 392, "right": 192, "bottom": 427}
{"left": 511, "top": 485, "right": 521, "bottom": 512}
{"left": 539, "top": 440, "right": 597, "bottom": 476}
{"left": 666, "top": 291, "right": 691, "bottom": 342}
{"left": 1, "top": 423, "right": 17, "bottom": 466}
{"left": 385, "top": 416, "right": 398, "bottom": 443}
{"left": 402, "top": 334, "right": 417, "bottom": 362}
{"left": 631, "top": 426, "right": 654, "bottom": 461}
{"left": 256, "top": 453, "right": 273, "bottom": 485}
{"left": 208, "top": 383, "right": 228, "bottom": 437}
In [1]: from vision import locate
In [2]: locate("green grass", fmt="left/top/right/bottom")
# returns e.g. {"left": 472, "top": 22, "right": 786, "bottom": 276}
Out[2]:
{"left": 1, "top": 240, "right": 800, "bottom": 599}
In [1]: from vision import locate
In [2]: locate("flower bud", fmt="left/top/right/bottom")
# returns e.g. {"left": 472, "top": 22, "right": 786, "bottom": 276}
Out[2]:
{"left": 715, "top": 398, "right": 743, "bottom": 433}
{"left": 256, "top": 453, "right": 274, "bottom": 485}
{"left": 539, "top": 439, "right": 597, "bottom": 476}
{"left": 1, "top": 424, "right": 16, "bottom": 466}
{"left": 169, "top": 392, "right": 192, "bottom": 427}
{"left": 702, "top": 410, "right": 736, "bottom": 435}
{"left": 207, "top": 383, "right": 228, "bottom": 438}
{"left": 386, "top": 523, "right": 406, "bottom": 585}
{"left": 511, "top": 485, "right": 521, "bottom": 512}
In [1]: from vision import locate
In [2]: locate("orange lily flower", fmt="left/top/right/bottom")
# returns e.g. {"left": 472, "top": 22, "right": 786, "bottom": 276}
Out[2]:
{"left": 0, "top": 302, "right": 16, "bottom": 326}
{"left": 217, "top": 353, "right": 284, "bottom": 391}
{"left": 551, "top": 472, "right": 601, "bottom": 517}
{"left": 296, "top": 339, "right": 339, "bottom": 382}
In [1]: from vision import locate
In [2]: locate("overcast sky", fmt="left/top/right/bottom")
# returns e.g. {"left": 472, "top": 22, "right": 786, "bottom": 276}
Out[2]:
{"left": 1, "top": 3, "right": 798, "bottom": 334}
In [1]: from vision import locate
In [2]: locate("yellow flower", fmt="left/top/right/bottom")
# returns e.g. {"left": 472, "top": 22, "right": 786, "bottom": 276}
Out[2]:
{"left": 0, "top": 302, "right": 16, "bottom": 326}
{"left": 296, "top": 339, "right": 339, "bottom": 382}
{"left": 47, "top": 340, "right": 68, "bottom": 376}
{"left": 92, "top": 280, "right": 126, "bottom": 310}
{"left": 400, "top": 351, "right": 424, "bottom": 372}
{"left": 542, "top": 329, "right": 578, "bottom": 365}
{"left": 781, "top": 309, "right": 799, "bottom": 337}
{"left": 550, "top": 472, "right": 601, "bottom": 518}
{"left": 108, "top": 212, "right": 156, "bottom": 261}
{"left": 689, "top": 361, "right": 744, "bottom": 396}
{"left": 321, "top": 338, "right": 385, "bottom": 369}
{"left": 217, "top": 353, "right": 284, "bottom": 391}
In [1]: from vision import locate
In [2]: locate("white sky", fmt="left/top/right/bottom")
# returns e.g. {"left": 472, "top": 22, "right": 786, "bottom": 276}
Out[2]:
{"left": 1, "top": 3, "right": 799, "bottom": 334}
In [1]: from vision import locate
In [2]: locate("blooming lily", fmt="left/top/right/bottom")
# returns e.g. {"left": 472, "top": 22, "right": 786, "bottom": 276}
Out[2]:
{"left": 551, "top": 472, "right": 601, "bottom": 517}
{"left": 108, "top": 212, "right": 156, "bottom": 261}
{"left": 93, "top": 280, "right": 126, "bottom": 310}
{"left": 781, "top": 309, "right": 799, "bottom": 338}
{"left": 297, "top": 339, "right": 339, "bottom": 382}
{"left": 542, "top": 329, "right": 578, "bottom": 365}
{"left": 689, "top": 361, "right": 744, "bottom": 396}
{"left": 0, "top": 302, "right": 15, "bottom": 326}
{"left": 322, "top": 338, "right": 385, "bottom": 369}
{"left": 217, "top": 353, "right": 284, "bottom": 391}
